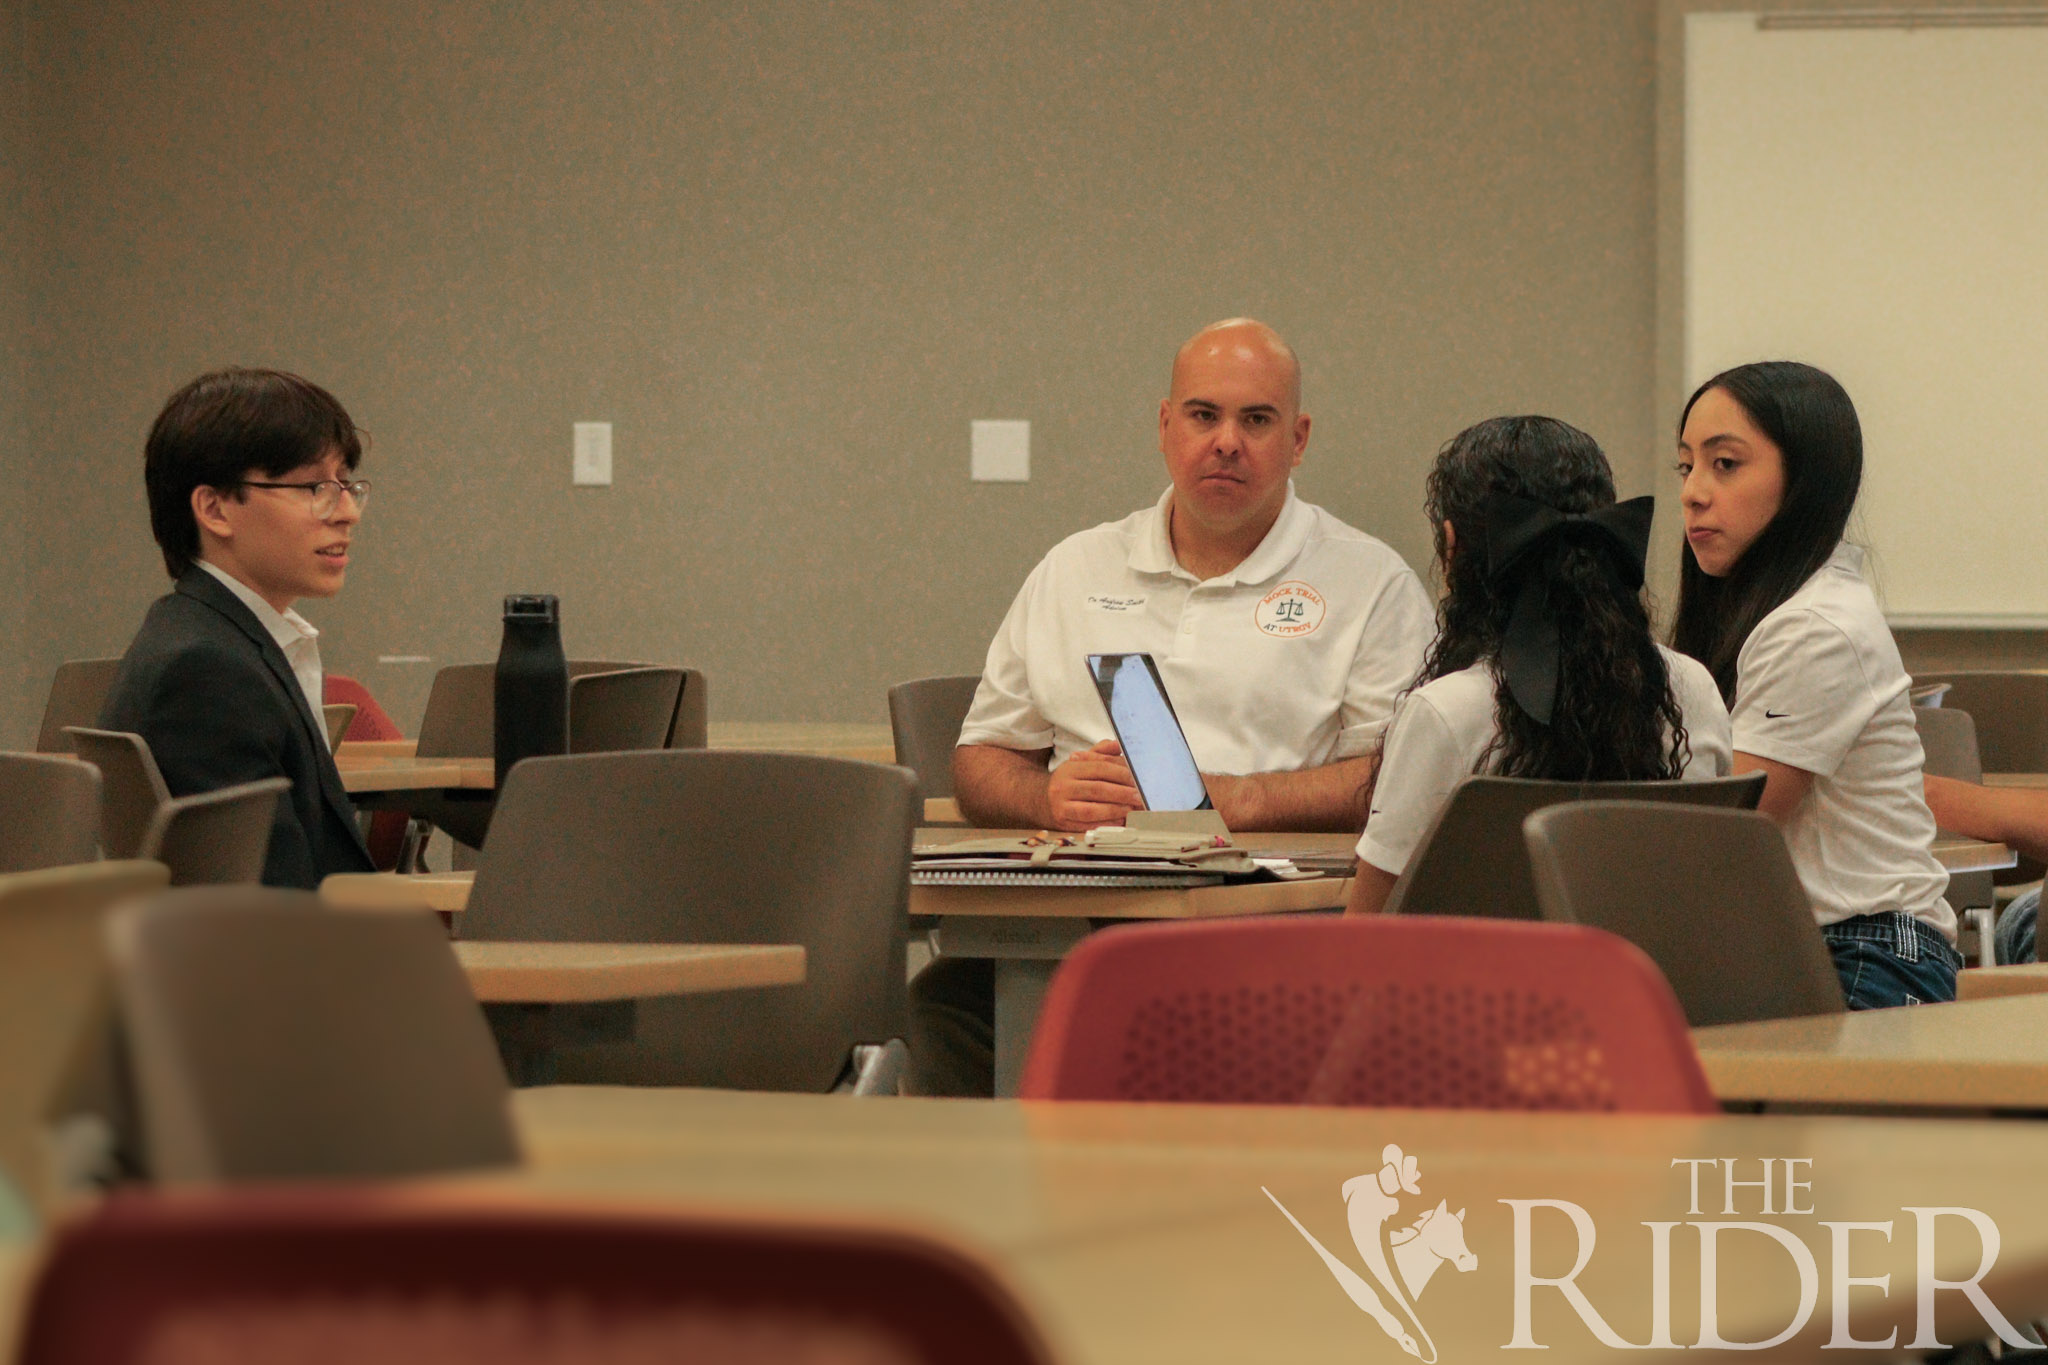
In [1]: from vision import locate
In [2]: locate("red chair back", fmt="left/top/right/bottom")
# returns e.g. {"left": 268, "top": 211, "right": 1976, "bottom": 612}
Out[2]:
{"left": 1019, "top": 916, "right": 1715, "bottom": 1113}
{"left": 323, "top": 674, "right": 408, "bottom": 868}
{"left": 21, "top": 1190, "right": 1057, "bottom": 1365}
{"left": 323, "top": 673, "right": 404, "bottom": 742}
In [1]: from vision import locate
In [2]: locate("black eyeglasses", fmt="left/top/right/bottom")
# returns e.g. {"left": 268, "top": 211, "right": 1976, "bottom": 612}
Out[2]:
{"left": 239, "top": 478, "right": 373, "bottom": 518}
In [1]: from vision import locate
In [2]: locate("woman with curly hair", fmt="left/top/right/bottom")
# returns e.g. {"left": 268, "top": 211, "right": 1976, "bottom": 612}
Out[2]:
{"left": 1347, "top": 415, "right": 1732, "bottom": 916}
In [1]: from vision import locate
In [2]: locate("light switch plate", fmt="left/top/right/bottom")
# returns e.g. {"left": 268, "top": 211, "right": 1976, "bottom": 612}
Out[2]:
{"left": 971, "top": 419, "right": 1030, "bottom": 482}
{"left": 573, "top": 422, "right": 613, "bottom": 486}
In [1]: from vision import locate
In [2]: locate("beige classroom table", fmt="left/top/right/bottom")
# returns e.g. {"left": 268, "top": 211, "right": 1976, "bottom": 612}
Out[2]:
{"left": 326, "top": 830, "right": 2011, "bottom": 1098}
{"left": 14, "top": 1093, "right": 2048, "bottom": 1361}
{"left": 451, "top": 942, "right": 805, "bottom": 1004}
{"left": 1692, "top": 993, "right": 2048, "bottom": 1113}
{"left": 335, "top": 723, "right": 899, "bottom": 795}
{"left": 1984, "top": 773, "right": 2048, "bottom": 790}
{"left": 451, "top": 941, "right": 806, "bottom": 1088}
{"left": 334, "top": 746, "right": 493, "bottom": 795}
{"left": 1959, "top": 963, "right": 2048, "bottom": 1002}
{"left": 323, "top": 853, "right": 1355, "bottom": 1097}
{"left": 708, "top": 721, "right": 896, "bottom": 763}
{"left": 413, "top": 1085, "right": 2048, "bottom": 1364}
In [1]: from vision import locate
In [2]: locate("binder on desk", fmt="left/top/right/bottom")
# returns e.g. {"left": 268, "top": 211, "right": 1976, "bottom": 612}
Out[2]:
{"left": 911, "top": 830, "right": 1256, "bottom": 888}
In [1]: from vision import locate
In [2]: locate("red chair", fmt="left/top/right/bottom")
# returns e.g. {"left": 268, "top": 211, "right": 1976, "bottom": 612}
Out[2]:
{"left": 19, "top": 1190, "right": 1059, "bottom": 1365}
{"left": 323, "top": 673, "right": 409, "bottom": 869}
{"left": 1018, "top": 917, "right": 1715, "bottom": 1114}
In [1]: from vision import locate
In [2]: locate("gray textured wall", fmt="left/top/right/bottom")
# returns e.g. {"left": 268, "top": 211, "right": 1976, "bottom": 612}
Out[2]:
{"left": 6, "top": 0, "right": 1660, "bottom": 743}
{"left": 1, "top": 4, "right": 28, "bottom": 739}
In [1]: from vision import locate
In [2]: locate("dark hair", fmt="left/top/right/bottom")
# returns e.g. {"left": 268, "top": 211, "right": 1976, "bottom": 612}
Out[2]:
{"left": 144, "top": 368, "right": 363, "bottom": 578}
{"left": 1405, "top": 415, "right": 1689, "bottom": 781}
{"left": 1669, "top": 361, "right": 1861, "bottom": 701}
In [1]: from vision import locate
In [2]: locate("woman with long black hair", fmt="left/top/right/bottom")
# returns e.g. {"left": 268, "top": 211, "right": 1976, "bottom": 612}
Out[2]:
{"left": 1347, "top": 416, "right": 1732, "bottom": 916}
{"left": 1672, "top": 361, "right": 1956, "bottom": 1008}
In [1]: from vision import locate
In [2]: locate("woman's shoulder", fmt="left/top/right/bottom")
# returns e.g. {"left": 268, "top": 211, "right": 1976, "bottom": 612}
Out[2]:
{"left": 1406, "top": 659, "right": 1497, "bottom": 710}
{"left": 1657, "top": 645, "right": 1732, "bottom": 723}
{"left": 1752, "top": 544, "right": 1884, "bottom": 639}
{"left": 1741, "top": 544, "right": 1899, "bottom": 682}
{"left": 1394, "top": 661, "right": 1501, "bottom": 744}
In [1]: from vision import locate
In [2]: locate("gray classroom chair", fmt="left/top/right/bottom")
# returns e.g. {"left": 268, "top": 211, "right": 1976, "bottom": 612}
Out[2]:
{"left": 137, "top": 777, "right": 289, "bottom": 886}
{"left": 33, "top": 660, "right": 124, "bottom": 756}
{"left": 320, "top": 702, "right": 357, "bottom": 749}
{"left": 0, "top": 754, "right": 102, "bottom": 872}
{"left": 1910, "top": 672, "right": 2048, "bottom": 772}
{"left": 405, "top": 661, "right": 703, "bottom": 850}
{"left": 1913, "top": 705, "right": 1997, "bottom": 966}
{"left": 62, "top": 728, "right": 170, "bottom": 861}
{"left": 461, "top": 750, "right": 916, "bottom": 1092}
{"left": 1382, "top": 772, "right": 1767, "bottom": 921}
{"left": 108, "top": 888, "right": 519, "bottom": 1183}
{"left": 568, "top": 667, "right": 686, "bottom": 754}
{"left": 1524, "top": 801, "right": 1846, "bottom": 1026}
{"left": 0, "top": 861, "right": 171, "bottom": 1212}
{"left": 888, "top": 674, "right": 981, "bottom": 803}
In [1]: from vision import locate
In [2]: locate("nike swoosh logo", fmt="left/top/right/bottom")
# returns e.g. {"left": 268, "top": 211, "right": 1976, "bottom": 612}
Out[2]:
{"left": 1765, "top": 710, "right": 1790, "bottom": 719}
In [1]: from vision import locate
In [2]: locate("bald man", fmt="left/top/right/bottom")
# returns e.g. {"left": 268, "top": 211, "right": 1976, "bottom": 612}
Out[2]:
{"left": 951, "top": 318, "right": 1432, "bottom": 833}
{"left": 912, "top": 321, "right": 1432, "bottom": 1096}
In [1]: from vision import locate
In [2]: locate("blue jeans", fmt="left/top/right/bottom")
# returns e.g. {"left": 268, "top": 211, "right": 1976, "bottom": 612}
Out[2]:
{"left": 1997, "top": 887, "right": 2039, "bottom": 965}
{"left": 1821, "top": 912, "right": 1960, "bottom": 1010}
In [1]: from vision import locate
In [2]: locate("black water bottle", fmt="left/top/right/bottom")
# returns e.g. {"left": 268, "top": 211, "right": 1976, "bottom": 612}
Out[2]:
{"left": 494, "top": 594, "right": 568, "bottom": 787}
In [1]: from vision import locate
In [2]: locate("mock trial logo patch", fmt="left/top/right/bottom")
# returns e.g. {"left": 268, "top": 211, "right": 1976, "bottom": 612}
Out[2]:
{"left": 1256, "top": 580, "right": 1327, "bottom": 637}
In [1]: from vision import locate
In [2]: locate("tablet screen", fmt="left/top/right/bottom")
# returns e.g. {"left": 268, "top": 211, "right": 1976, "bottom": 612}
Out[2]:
{"left": 1087, "top": 653, "right": 1212, "bottom": 811}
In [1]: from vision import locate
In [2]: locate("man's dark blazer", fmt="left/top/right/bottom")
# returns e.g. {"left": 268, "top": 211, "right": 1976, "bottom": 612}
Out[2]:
{"left": 99, "top": 567, "right": 375, "bottom": 889}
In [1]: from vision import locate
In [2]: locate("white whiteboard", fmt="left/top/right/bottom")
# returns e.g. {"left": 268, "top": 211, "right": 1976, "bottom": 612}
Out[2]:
{"left": 1684, "top": 13, "right": 2048, "bottom": 625}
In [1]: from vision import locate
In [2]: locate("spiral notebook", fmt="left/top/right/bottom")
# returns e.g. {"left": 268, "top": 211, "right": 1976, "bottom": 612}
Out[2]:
{"left": 911, "top": 868, "right": 1224, "bottom": 888}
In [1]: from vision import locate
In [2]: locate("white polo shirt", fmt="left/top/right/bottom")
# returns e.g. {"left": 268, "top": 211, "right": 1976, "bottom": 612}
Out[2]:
{"left": 1729, "top": 542, "right": 1954, "bottom": 938}
{"left": 1356, "top": 647, "right": 1734, "bottom": 875}
{"left": 958, "top": 484, "right": 1433, "bottom": 775}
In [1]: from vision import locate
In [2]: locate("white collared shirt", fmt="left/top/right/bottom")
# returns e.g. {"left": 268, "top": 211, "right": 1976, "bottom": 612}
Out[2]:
{"left": 1356, "top": 648, "right": 1734, "bottom": 876}
{"left": 197, "top": 559, "right": 327, "bottom": 747}
{"left": 958, "top": 483, "right": 1434, "bottom": 774}
{"left": 1729, "top": 542, "right": 1954, "bottom": 938}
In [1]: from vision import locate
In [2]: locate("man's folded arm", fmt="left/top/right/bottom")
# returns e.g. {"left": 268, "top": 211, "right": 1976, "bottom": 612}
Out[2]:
{"left": 1204, "top": 754, "right": 1376, "bottom": 833}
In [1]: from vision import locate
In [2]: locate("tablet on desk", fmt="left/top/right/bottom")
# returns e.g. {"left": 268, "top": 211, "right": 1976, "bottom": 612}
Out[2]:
{"left": 1087, "top": 652, "right": 1212, "bottom": 811}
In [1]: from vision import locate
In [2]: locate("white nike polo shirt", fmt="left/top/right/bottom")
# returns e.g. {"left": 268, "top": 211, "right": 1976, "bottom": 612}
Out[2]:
{"left": 1731, "top": 543, "right": 1954, "bottom": 938}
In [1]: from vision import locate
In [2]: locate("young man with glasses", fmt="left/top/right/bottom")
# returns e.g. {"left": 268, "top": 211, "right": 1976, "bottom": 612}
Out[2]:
{"left": 100, "top": 368, "right": 377, "bottom": 888}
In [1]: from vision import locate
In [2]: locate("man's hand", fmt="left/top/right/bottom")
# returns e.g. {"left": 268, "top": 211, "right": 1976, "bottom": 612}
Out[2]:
{"left": 1045, "top": 738, "right": 1146, "bottom": 831}
{"left": 953, "top": 741, "right": 1143, "bottom": 831}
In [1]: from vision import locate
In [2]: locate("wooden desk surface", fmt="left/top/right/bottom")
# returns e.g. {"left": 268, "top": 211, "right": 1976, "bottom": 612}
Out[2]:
{"left": 335, "top": 753, "right": 493, "bottom": 794}
{"left": 1692, "top": 994, "right": 2048, "bottom": 1109}
{"left": 708, "top": 722, "right": 896, "bottom": 764}
{"left": 418, "top": 1085, "right": 2048, "bottom": 1363}
{"left": 916, "top": 876, "right": 1354, "bottom": 920}
{"left": 322, "top": 871, "right": 476, "bottom": 913}
{"left": 321, "top": 869, "right": 1353, "bottom": 921}
{"left": 922, "top": 822, "right": 2006, "bottom": 874}
{"left": 452, "top": 942, "right": 805, "bottom": 1003}
{"left": 1934, "top": 835, "right": 2019, "bottom": 873}
{"left": 1984, "top": 773, "right": 2048, "bottom": 790}
{"left": 1959, "top": 963, "right": 2048, "bottom": 1002}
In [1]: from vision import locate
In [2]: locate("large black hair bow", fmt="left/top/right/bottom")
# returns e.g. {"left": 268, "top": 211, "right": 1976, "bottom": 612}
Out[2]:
{"left": 1484, "top": 492, "right": 1655, "bottom": 726}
